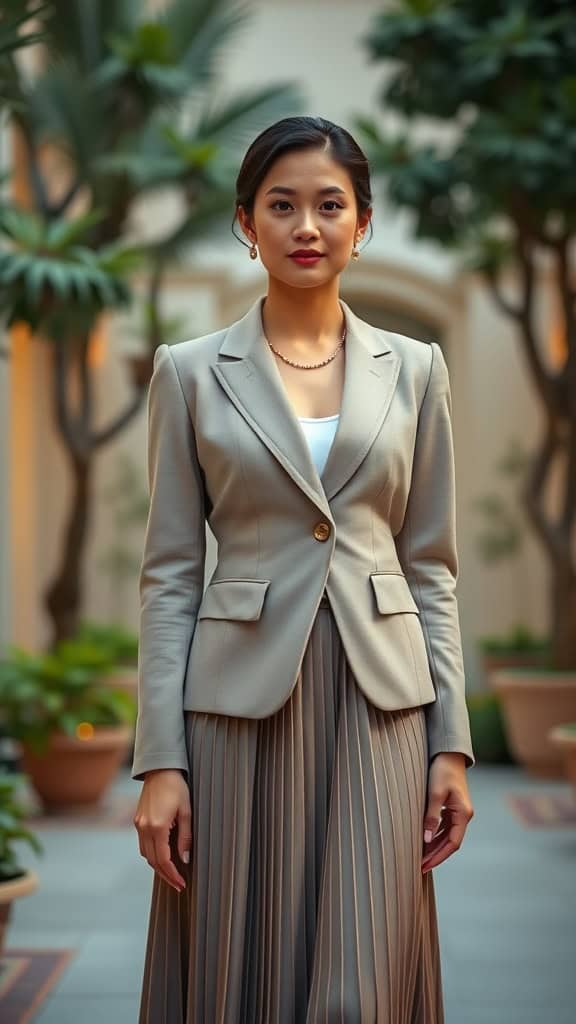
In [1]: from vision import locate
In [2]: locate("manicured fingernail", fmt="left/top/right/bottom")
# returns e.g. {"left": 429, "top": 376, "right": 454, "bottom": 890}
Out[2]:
{"left": 182, "top": 851, "right": 189, "bottom": 864}
{"left": 424, "top": 830, "right": 433, "bottom": 843}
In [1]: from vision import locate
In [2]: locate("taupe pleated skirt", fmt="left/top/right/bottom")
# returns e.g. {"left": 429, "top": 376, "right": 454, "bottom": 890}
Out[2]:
{"left": 138, "top": 598, "right": 444, "bottom": 1023}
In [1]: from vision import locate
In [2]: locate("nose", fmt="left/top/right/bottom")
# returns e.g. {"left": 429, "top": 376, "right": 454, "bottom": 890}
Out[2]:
{"left": 293, "top": 210, "right": 320, "bottom": 240}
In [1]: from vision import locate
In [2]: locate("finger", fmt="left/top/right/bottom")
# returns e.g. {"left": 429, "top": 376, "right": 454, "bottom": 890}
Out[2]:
{"left": 155, "top": 868, "right": 183, "bottom": 892}
{"left": 423, "top": 792, "right": 446, "bottom": 844}
{"left": 176, "top": 805, "right": 192, "bottom": 866}
{"left": 141, "top": 835, "right": 183, "bottom": 892}
{"left": 422, "top": 822, "right": 466, "bottom": 872}
{"left": 153, "top": 833, "right": 186, "bottom": 890}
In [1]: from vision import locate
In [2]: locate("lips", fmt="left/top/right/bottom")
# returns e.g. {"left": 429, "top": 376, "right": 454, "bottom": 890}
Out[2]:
{"left": 289, "top": 251, "right": 325, "bottom": 266}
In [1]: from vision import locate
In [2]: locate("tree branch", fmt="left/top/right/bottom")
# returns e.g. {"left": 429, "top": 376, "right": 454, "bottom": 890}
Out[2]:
{"left": 482, "top": 269, "right": 523, "bottom": 320}
{"left": 555, "top": 236, "right": 576, "bottom": 361}
{"left": 522, "top": 419, "right": 565, "bottom": 567}
{"left": 91, "top": 390, "right": 147, "bottom": 448}
{"left": 561, "top": 416, "right": 576, "bottom": 560}
{"left": 514, "top": 232, "right": 556, "bottom": 415}
{"left": 12, "top": 115, "right": 51, "bottom": 218}
{"left": 51, "top": 340, "right": 85, "bottom": 457}
{"left": 78, "top": 332, "right": 92, "bottom": 438}
{"left": 51, "top": 178, "right": 82, "bottom": 218}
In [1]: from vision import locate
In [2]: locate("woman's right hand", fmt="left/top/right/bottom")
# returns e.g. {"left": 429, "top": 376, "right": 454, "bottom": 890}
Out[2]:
{"left": 133, "top": 769, "right": 192, "bottom": 893}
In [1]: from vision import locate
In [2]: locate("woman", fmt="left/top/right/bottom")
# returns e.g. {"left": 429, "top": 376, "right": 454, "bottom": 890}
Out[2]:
{"left": 132, "top": 115, "right": 475, "bottom": 1023}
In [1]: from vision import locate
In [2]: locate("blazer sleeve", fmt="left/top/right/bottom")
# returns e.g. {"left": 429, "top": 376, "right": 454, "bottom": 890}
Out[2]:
{"left": 395, "top": 341, "right": 475, "bottom": 769}
{"left": 131, "top": 343, "right": 206, "bottom": 781}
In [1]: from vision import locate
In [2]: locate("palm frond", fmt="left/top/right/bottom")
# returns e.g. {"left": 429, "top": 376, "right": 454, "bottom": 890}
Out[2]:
{"left": 194, "top": 82, "right": 304, "bottom": 147}
{"left": 26, "top": 58, "right": 111, "bottom": 177}
{"left": 159, "top": 0, "right": 252, "bottom": 88}
{"left": 0, "top": 1, "right": 49, "bottom": 59}
{"left": 42, "top": 0, "right": 141, "bottom": 72}
{"left": 0, "top": 205, "right": 136, "bottom": 328}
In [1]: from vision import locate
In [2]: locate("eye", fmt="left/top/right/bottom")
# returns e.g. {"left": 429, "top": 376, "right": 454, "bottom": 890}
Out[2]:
{"left": 270, "top": 199, "right": 344, "bottom": 212}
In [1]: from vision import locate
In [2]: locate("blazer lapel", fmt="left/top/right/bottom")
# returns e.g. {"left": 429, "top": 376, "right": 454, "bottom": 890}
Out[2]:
{"left": 213, "top": 297, "right": 332, "bottom": 519}
{"left": 320, "top": 302, "right": 401, "bottom": 501}
{"left": 211, "top": 296, "right": 401, "bottom": 513}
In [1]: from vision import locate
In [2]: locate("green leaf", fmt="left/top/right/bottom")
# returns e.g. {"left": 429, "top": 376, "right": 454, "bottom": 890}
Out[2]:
{"left": 45, "top": 209, "right": 106, "bottom": 250}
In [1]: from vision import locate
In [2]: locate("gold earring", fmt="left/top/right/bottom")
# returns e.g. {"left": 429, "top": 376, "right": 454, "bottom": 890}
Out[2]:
{"left": 351, "top": 234, "right": 361, "bottom": 261}
{"left": 249, "top": 241, "right": 258, "bottom": 261}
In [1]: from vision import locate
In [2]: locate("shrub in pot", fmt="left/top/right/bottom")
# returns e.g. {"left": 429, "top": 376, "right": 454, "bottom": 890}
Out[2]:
{"left": 75, "top": 621, "right": 138, "bottom": 667}
{"left": 478, "top": 624, "right": 551, "bottom": 673}
{"left": 0, "top": 641, "right": 136, "bottom": 810}
{"left": 74, "top": 621, "right": 139, "bottom": 699}
{"left": 465, "top": 691, "right": 513, "bottom": 764}
{"left": 0, "top": 772, "right": 41, "bottom": 954}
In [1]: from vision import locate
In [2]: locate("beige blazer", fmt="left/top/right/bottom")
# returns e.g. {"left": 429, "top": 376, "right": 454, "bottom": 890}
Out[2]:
{"left": 131, "top": 296, "right": 475, "bottom": 780}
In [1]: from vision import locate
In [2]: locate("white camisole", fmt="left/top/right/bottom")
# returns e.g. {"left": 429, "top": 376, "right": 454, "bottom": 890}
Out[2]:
{"left": 297, "top": 413, "right": 340, "bottom": 476}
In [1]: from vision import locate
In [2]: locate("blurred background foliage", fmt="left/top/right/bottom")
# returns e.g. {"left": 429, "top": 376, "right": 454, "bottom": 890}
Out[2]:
{"left": 356, "top": 0, "right": 576, "bottom": 670}
{"left": 0, "top": 0, "right": 303, "bottom": 644}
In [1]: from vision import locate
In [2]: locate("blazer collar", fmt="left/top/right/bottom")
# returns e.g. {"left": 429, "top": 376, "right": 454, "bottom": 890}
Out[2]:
{"left": 212, "top": 296, "right": 401, "bottom": 515}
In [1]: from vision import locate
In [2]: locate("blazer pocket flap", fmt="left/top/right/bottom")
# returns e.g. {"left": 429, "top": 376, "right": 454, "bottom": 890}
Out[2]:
{"left": 370, "top": 572, "right": 420, "bottom": 615}
{"left": 198, "top": 578, "right": 271, "bottom": 621}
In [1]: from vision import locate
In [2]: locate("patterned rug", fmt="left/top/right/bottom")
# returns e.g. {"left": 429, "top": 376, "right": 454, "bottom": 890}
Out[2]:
{"left": 507, "top": 792, "right": 576, "bottom": 827}
{"left": 0, "top": 949, "right": 75, "bottom": 1023}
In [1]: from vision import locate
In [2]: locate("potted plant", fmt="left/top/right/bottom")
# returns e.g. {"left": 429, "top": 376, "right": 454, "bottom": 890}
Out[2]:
{"left": 75, "top": 621, "right": 139, "bottom": 699}
{"left": 0, "top": 772, "right": 41, "bottom": 955}
{"left": 548, "top": 723, "right": 576, "bottom": 797}
{"left": 478, "top": 625, "right": 551, "bottom": 673}
{"left": 0, "top": 640, "right": 136, "bottom": 810}
{"left": 356, "top": 3, "right": 576, "bottom": 777}
{"left": 465, "top": 691, "right": 513, "bottom": 765}
{"left": 72, "top": 623, "right": 140, "bottom": 767}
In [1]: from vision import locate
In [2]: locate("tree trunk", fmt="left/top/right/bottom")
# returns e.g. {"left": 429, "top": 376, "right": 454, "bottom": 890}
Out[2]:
{"left": 551, "top": 569, "right": 576, "bottom": 670}
{"left": 44, "top": 454, "right": 92, "bottom": 647}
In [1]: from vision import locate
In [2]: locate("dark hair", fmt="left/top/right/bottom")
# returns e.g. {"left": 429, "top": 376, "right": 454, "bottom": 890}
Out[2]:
{"left": 232, "top": 115, "right": 373, "bottom": 250}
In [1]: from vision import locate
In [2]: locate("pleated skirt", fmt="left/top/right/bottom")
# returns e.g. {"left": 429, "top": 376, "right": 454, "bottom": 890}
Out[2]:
{"left": 138, "top": 598, "right": 444, "bottom": 1023}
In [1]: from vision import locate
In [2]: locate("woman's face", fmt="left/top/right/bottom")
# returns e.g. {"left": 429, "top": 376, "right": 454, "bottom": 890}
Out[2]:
{"left": 237, "top": 147, "right": 371, "bottom": 288}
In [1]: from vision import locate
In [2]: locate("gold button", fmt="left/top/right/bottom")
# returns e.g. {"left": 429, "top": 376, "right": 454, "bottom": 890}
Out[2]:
{"left": 313, "top": 521, "right": 331, "bottom": 542}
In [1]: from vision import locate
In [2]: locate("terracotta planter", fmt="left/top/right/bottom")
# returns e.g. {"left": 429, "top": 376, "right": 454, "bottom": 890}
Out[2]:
{"left": 489, "top": 669, "right": 576, "bottom": 777}
{"left": 0, "top": 869, "right": 38, "bottom": 955}
{"left": 548, "top": 724, "right": 576, "bottom": 796}
{"left": 20, "top": 726, "right": 132, "bottom": 810}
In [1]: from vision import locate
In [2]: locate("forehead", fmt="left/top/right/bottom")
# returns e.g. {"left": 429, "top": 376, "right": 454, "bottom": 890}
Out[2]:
{"left": 257, "top": 148, "right": 354, "bottom": 197}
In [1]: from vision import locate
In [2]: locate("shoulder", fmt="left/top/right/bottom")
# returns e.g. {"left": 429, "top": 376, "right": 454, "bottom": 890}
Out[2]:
{"left": 162, "top": 326, "right": 228, "bottom": 368}
{"left": 379, "top": 329, "right": 448, "bottom": 391}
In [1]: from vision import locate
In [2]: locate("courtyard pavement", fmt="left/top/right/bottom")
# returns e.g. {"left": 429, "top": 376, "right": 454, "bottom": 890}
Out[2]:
{"left": 6, "top": 762, "right": 576, "bottom": 1023}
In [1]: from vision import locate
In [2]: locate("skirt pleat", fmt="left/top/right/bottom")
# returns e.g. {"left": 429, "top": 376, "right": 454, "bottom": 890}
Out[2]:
{"left": 138, "top": 603, "right": 444, "bottom": 1023}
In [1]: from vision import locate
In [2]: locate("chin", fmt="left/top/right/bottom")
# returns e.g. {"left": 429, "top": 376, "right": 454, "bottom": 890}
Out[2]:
{"left": 267, "top": 265, "right": 342, "bottom": 289}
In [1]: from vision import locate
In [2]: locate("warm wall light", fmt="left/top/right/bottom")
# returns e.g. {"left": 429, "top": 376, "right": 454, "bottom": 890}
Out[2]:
{"left": 549, "top": 310, "right": 568, "bottom": 370}
{"left": 88, "top": 317, "right": 108, "bottom": 369}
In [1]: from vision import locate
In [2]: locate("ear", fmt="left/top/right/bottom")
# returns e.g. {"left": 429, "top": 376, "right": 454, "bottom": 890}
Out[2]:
{"left": 237, "top": 205, "right": 256, "bottom": 243}
{"left": 356, "top": 206, "right": 372, "bottom": 240}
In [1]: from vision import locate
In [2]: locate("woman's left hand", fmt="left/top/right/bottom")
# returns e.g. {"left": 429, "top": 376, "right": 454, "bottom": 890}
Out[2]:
{"left": 421, "top": 752, "right": 474, "bottom": 874}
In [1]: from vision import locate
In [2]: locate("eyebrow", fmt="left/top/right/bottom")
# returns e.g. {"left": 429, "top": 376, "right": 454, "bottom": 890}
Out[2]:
{"left": 264, "top": 185, "right": 347, "bottom": 197}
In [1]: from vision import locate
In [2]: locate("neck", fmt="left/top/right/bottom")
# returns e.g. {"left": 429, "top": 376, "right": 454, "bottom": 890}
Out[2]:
{"left": 261, "top": 280, "right": 345, "bottom": 351}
